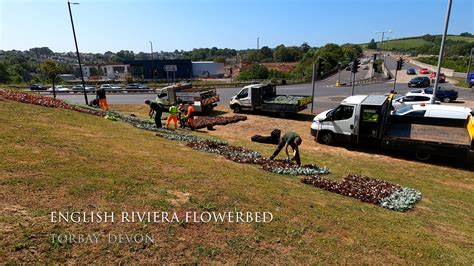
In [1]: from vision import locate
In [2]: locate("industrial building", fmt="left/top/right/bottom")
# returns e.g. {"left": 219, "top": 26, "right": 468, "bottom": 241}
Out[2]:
{"left": 122, "top": 59, "right": 192, "bottom": 81}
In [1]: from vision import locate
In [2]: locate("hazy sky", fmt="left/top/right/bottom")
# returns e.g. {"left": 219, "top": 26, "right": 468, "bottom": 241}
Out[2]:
{"left": 1, "top": 0, "right": 473, "bottom": 53}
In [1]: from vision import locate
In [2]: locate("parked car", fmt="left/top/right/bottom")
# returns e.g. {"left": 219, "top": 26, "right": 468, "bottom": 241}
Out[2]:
{"left": 406, "top": 68, "right": 416, "bottom": 75}
{"left": 419, "top": 68, "right": 430, "bottom": 74}
{"left": 30, "top": 84, "right": 46, "bottom": 91}
{"left": 407, "top": 76, "right": 430, "bottom": 88}
{"left": 407, "top": 86, "right": 458, "bottom": 103}
{"left": 47, "top": 85, "right": 71, "bottom": 93}
{"left": 429, "top": 72, "right": 446, "bottom": 83}
{"left": 391, "top": 94, "right": 439, "bottom": 111}
{"left": 126, "top": 83, "right": 150, "bottom": 91}
{"left": 394, "top": 104, "right": 472, "bottom": 119}
{"left": 71, "top": 84, "right": 96, "bottom": 93}
{"left": 100, "top": 84, "right": 122, "bottom": 93}
{"left": 466, "top": 72, "right": 474, "bottom": 88}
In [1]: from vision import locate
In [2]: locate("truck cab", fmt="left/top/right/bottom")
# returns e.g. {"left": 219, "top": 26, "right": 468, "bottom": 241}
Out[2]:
{"left": 311, "top": 95, "right": 390, "bottom": 145}
{"left": 155, "top": 83, "right": 219, "bottom": 113}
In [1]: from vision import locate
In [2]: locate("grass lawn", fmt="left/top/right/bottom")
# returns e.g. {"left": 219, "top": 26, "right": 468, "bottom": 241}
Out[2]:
{"left": 0, "top": 100, "right": 473, "bottom": 263}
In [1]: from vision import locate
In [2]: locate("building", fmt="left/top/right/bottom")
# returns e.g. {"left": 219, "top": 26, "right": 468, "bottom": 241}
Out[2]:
{"left": 192, "top": 61, "right": 225, "bottom": 78}
{"left": 122, "top": 59, "right": 192, "bottom": 81}
{"left": 99, "top": 64, "right": 130, "bottom": 80}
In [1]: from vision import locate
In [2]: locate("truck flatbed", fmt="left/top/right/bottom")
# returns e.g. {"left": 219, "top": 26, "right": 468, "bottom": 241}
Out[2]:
{"left": 384, "top": 123, "right": 471, "bottom": 146}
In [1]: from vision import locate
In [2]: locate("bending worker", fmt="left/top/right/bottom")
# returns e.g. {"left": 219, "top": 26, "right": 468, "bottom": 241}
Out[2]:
{"left": 269, "top": 131, "right": 302, "bottom": 166}
{"left": 96, "top": 87, "right": 108, "bottom": 110}
{"left": 144, "top": 100, "right": 163, "bottom": 128}
{"left": 166, "top": 102, "right": 178, "bottom": 129}
{"left": 187, "top": 102, "right": 195, "bottom": 130}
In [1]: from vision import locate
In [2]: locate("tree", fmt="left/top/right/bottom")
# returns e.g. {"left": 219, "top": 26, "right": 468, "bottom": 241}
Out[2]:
{"left": 237, "top": 64, "right": 269, "bottom": 81}
{"left": 90, "top": 67, "right": 99, "bottom": 76}
{"left": 342, "top": 44, "right": 363, "bottom": 61}
{"left": 367, "top": 39, "right": 377, "bottom": 49}
{"left": 40, "top": 60, "right": 62, "bottom": 98}
{"left": 214, "top": 56, "right": 226, "bottom": 63}
{"left": 260, "top": 46, "right": 273, "bottom": 61}
{"left": 300, "top": 42, "right": 311, "bottom": 53}
{"left": 274, "top": 45, "right": 290, "bottom": 62}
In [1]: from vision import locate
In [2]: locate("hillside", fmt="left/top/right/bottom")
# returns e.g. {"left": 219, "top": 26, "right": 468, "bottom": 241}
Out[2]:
{"left": 367, "top": 34, "right": 474, "bottom": 56}
{"left": 1, "top": 98, "right": 473, "bottom": 263}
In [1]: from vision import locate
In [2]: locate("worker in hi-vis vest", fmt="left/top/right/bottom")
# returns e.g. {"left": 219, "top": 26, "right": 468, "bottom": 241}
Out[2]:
{"left": 166, "top": 102, "right": 178, "bottom": 129}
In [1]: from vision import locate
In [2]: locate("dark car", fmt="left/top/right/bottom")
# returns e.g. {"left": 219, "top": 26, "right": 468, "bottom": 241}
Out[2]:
{"left": 126, "top": 83, "right": 150, "bottom": 92}
{"left": 30, "top": 84, "right": 46, "bottom": 91}
{"left": 406, "top": 68, "right": 416, "bottom": 75}
{"left": 407, "top": 76, "right": 430, "bottom": 88}
{"left": 409, "top": 86, "right": 458, "bottom": 103}
{"left": 467, "top": 72, "right": 474, "bottom": 88}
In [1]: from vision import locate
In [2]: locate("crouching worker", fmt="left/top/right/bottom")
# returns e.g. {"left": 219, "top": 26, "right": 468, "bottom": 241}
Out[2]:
{"left": 166, "top": 102, "right": 178, "bottom": 129}
{"left": 269, "top": 131, "right": 302, "bottom": 166}
{"left": 144, "top": 100, "right": 163, "bottom": 128}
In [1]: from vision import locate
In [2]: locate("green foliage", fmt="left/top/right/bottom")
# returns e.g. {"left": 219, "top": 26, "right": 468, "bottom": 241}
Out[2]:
{"left": 367, "top": 39, "right": 377, "bottom": 49}
{"left": 213, "top": 56, "right": 226, "bottom": 63}
{"left": 111, "top": 50, "right": 135, "bottom": 62}
{"left": 416, "top": 56, "right": 474, "bottom": 72}
{"left": 273, "top": 45, "right": 303, "bottom": 62}
{"left": 381, "top": 34, "right": 474, "bottom": 56}
{"left": 236, "top": 64, "right": 288, "bottom": 81}
{"left": 179, "top": 47, "right": 237, "bottom": 61}
{"left": 40, "top": 60, "right": 62, "bottom": 85}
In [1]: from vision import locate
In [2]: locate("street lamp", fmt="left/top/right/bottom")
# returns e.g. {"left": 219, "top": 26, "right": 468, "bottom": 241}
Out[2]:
{"left": 256, "top": 37, "right": 260, "bottom": 82}
{"left": 67, "top": 1, "right": 88, "bottom": 105}
{"left": 431, "top": 0, "right": 453, "bottom": 104}
{"left": 149, "top": 41, "right": 156, "bottom": 90}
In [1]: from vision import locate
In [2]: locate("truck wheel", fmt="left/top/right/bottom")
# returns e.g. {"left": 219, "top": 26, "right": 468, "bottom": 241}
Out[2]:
{"left": 415, "top": 151, "right": 431, "bottom": 161}
{"left": 319, "top": 132, "right": 334, "bottom": 145}
{"left": 233, "top": 105, "right": 242, "bottom": 113}
{"left": 442, "top": 97, "right": 451, "bottom": 103}
{"left": 279, "top": 112, "right": 286, "bottom": 118}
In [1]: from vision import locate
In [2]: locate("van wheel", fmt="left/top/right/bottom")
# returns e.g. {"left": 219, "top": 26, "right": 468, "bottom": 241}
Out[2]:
{"left": 442, "top": 97, "right": 451, "bottom": 103}
{"left": 415, "top": 151, "right": 431, "bottom": 161}
{"left": 319, "top": 132, "right": 334, "bottom": 145}
{"left": 233, "top": 105, "right": 242, "bottom": 113}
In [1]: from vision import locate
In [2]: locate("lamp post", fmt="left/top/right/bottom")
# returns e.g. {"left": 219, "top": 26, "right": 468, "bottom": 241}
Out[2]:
{"left": 431, "top": 0, "right": 452, "bottom": 104}
{"left": 375, "top": 30, "right": 392, "bottom": 63}
{"left": 149, "top": 41, "right": 156, "bottom": 90}
{"left": 67, "top": 1, "right": 88, "bottom": 105}
{"left": 256, "top": 37, "right": 260, "bottom": 82}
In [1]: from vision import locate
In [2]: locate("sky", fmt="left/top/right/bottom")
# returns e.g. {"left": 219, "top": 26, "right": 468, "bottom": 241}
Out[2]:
{"left": 0, "top": 0, "right": 473, "bottom": 53}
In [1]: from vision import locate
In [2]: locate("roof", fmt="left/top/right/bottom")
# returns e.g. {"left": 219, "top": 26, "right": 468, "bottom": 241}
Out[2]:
{"left": 341, "top": 95, "right": 368, "bottom": 105}
{"left": 362, "top": 95, "right": 388, "bottom": 106}
{"left": 411, "top": 104, "right": 472, "bottom": 113}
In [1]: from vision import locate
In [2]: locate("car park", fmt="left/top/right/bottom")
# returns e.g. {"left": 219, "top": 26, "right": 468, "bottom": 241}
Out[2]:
{"left": 47, "top": 85, "right": 71, "bottom": 93}
{"left": 406, "top": 68, "right": 416, "bottom": 75}
{"left": 126, "top": 83, "right": 150, "bottom": 92}
{"left": 30, "top": 84, "right": 46, "bottom": 91}
{"left": 429, "top": 72, "right": 446, "bottom": 83}
{"left": 407, "top": 86, "right": 458, "bottom": 103}
{"left": 71, "top": 85, "right": 96, "bottom": 93}
{"left": 393, "top": 104, "right": 473, "bottom": 119}
{"left": 391, "top": 94, "right": 439, "bottom": 111}
{"left": 407, "top": 76, "right": 430, "bottom": 87}
{"left": 419, "top": 68, "right": 430, "bottom": 74}
{"left": 100, "top": 84, "right": 122, "bottom": 93}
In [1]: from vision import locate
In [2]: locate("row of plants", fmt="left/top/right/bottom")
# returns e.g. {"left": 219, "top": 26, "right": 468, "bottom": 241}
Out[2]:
{"left": 301, "top": 175, "right": 421, "bottom": 212}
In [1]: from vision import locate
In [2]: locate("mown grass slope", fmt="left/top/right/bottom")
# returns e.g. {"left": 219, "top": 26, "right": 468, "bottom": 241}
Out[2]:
{"left": 0, "top": 100, "right": 473, "bottom": 264}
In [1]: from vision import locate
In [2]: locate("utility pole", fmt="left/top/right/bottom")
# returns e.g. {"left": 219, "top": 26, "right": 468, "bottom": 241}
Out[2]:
{"left": 67, "top": 1, "right": 88, "bottom": 105}
{"left": 256, "top": 37, "right": 260, "bottom": 82}
{"left": 310, "top": 63, "right": 316, "bottom": 113}
{"left": 149, "top": 41, "right": 157, "bottom": 90}
{"left": 431, "top": 0, "right": 452, "bottom": 104}
{"left": 375, "top": 30, "right": 392, "bottom": 69}
{"left": 466, "top": 47, "right": 473, "bottom": 81}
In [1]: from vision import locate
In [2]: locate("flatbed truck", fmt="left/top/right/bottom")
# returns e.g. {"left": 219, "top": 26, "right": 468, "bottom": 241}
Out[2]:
{"left": 310, "top": 94, "right": 474, "bottom": 160}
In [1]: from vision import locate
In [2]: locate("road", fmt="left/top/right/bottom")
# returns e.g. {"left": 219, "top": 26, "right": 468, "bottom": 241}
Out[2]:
{"left": 53, "top": 60, "right": 474, "bottom": 115}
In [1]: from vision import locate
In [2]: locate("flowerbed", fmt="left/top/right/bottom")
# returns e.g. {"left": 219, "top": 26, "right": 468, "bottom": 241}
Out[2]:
{"left": 301, "top": 174, "right": 421, "bottom": 212}
{"left": 194, "top": 115, "right": 247, "bottom": 129}
{"left": 1, "top": 89, "right": 422, "bottom": 211}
